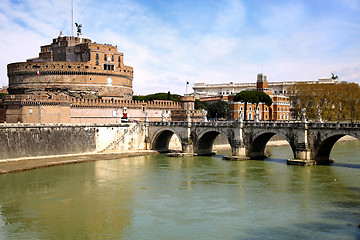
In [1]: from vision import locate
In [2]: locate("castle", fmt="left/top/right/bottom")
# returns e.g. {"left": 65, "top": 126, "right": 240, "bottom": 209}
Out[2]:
{"left": 1, "top": 32, "right": 203, "bottom": 123}
{"left": 8, "top": 34, "right": 134, "bottom": 100}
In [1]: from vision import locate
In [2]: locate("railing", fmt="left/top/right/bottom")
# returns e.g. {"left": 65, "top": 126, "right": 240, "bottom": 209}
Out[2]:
{"left": 148, "top": 120, "right": 360, "bottom": 129}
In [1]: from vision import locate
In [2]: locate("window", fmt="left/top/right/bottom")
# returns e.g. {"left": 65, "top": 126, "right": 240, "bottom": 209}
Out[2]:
{"left": 96, "top": 53, "right": 99, "bottom": 60}
{"left": 96, "top": 60, "right": 99, "bottom": 65}
{"left": 111, "top": 55, "right": 114, "bottom": 62}
{"left": 103, "top": 63, "right": 114, "bottom": 71}
{"left": 29, "top": 108, "right": 33, "bottom": 114}
{"left": 118, "top": 56, "right": 121, "bottom": 62}
{"left": 104, "top": 54, "right": 107, "bottom": 61}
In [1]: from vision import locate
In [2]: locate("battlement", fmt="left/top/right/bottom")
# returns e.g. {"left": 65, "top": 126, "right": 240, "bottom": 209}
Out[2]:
{"left": 52, "top": 36, "right": 92, "bottom": 45}
{"left": 3, "top": 94, "right": 180, "bottom": 109}
{"left": 71, "top": 98, "right": 180, "bottom": 109}
{"left": 3, "top": 94, "right": 72, "bottom": 106}
{"left": 8, "top": 61, "right": 133, "bottom": 76}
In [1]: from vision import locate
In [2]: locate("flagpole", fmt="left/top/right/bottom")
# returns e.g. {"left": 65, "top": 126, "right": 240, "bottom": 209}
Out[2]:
{"left": 71, "top": 0, "right": 74, "bottom": 36}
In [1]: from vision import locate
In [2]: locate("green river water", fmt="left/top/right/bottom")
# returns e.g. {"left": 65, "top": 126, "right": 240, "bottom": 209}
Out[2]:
{"left": 0, "top": 140, "right": 360, "bottom": 239}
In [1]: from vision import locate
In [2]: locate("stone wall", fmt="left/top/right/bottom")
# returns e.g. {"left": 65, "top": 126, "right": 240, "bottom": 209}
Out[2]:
{"left": 0, "top": 123, "right": 146, "bottom": 160}
{"left": 7, "top": 61, "right": 133, "bottom": 99}
{"left": 2, "top": 95, "right": 181, "bottom": 124}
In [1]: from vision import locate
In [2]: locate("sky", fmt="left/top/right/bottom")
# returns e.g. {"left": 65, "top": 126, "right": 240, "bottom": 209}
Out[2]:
{"left": 0, "top": 0, "right": 359, "bottom": 95}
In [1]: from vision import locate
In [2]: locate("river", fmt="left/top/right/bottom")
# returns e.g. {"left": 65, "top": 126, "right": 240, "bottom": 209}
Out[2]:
{"left": 0, "top": 140, "right": 359, "bottom": 239}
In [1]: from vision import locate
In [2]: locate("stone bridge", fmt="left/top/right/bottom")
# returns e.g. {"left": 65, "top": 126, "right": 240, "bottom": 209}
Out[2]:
{"left": 146, "top": 121, "right": 360, "bottom": 165}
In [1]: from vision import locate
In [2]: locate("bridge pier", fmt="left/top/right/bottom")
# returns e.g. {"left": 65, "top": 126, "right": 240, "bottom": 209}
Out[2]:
{"left": 225, "top": 125, "right": 249, "bottom": 160}
{"left": 287, "top": 144, "right": 315, "bottom": 166}
{"left": 181, "top": 141, "right": 193, "bottom": 154}
{"left": 229, "top": 144, "right": 248, "bottom": 160}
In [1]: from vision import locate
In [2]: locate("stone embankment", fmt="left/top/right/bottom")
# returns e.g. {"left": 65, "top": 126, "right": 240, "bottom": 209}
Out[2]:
{"left": 0, "top": 150, "right": 158, "bottom": 174}
{"left": 0, "top": 123, "right": 151, "bottom": 174}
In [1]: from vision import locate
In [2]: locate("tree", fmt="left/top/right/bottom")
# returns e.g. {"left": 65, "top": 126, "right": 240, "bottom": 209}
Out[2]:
{"left": 195, "top": 99, "right": 208, "bottom": 110}
{"left": 207, "top": 100, "right": 230, "bottom": 120}
{"left": 133, "top": 92, "right": 180, "bottom": 102}
{"left": 233, "top": 90, "right": 272, "bottom": 120}
{"left": 288, "top": 81, "right": 360, "bottom": 121}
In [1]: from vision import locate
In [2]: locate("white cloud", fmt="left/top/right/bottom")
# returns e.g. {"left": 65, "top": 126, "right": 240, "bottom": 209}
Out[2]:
{"left": 0, "top": 0, "right": 359, "bottom": 95}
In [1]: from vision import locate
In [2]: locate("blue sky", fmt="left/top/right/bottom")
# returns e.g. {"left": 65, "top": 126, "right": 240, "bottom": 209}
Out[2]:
{"left": 0, "top": 0, "right": 359, "bottom": 94}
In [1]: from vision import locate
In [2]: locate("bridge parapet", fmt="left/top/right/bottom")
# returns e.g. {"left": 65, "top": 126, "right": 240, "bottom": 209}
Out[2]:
{"left": 148, "top": 121, "right": 190, "bottom": 127}
{"left": 243, "top": 121, "right": 305, "bottom": 128}
{"left": 308, "top": 122, "right": 360, "bottom": 129}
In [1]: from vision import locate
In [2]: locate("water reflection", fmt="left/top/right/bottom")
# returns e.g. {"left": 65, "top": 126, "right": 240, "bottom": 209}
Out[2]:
{"left": 0, "top": 141, "right": 359, "bottom": 239}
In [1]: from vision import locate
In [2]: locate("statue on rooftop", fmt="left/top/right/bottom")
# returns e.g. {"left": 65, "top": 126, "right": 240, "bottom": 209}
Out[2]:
{"left": 75, "top": 23, "right": 82, "bottom": 35}
{"left": 331, "top": 73, "right": 338, "bottom": 80}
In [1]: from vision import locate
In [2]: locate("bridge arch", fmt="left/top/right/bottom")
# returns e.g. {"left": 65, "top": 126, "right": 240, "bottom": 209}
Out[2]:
{"left": 150, "top": 128, "right": 183, "bottom": 152}
{"left": 247, "top": 131, "right": 295, "bottom": 160}
{"left": 194, "top": 129, "right": 231, "bottom": 155}
{"left": 314, "top": 132, "right": 360, "bottom": 164}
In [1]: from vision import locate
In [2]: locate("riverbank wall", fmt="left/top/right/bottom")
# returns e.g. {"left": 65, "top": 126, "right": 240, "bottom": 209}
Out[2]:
{"left": 0, "top": 123, "right": 147, "bottom": 160}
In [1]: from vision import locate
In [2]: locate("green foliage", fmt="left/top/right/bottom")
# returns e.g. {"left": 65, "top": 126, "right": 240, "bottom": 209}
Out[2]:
{"left": 289, "top": 81, "right": 360, "bottom": 121}
{"left": 195, "top": 99, "right": 208, "bottom": 110}
{"left": 207, "top": 100, "right": 230, "bottom": 119}
{"left": 133, "top": 92, "right": 180, "bottom": 102}
{"left": 0, "top": 93, "right": 6, "bottom": 99}
{"left": 234, "top": 90, "right": 272, "bottom": 106}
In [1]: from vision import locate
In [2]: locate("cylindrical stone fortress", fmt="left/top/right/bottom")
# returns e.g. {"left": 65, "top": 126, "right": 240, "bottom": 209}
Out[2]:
{"left": 7, "top": 35, "right": 134, "bottom": 100}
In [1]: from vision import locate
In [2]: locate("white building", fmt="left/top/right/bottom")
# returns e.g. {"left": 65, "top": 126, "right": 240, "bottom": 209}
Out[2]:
{"left": 192, "top": 77, "right": 337, "bottom": 98}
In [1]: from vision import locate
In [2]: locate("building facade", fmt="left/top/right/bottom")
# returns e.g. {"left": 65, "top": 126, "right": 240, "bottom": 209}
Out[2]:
{"left": 193, "top": 77, "right": 337, "bottom": 98}
{"left": 228, "top": 74, "right": 291, "bottom": 121}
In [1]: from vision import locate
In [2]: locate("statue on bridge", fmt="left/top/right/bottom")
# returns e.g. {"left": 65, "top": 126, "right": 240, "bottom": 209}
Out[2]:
{"left": 144, "top": 111, "right": 148, "bottom": 122}
{"left": 255, "top": 109, "right": 260, "bottom": 122}
{"left": 301, "top": 108, "right": 307, "bottom": 123}
{"left": 161, "top": 111, "right": 165, "bottom": 122}
{"left": 317, "top": 109, "right": 323, "bottom": 123}
{"left": 202, "top": 109, "right": 208, "bottom": 122}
